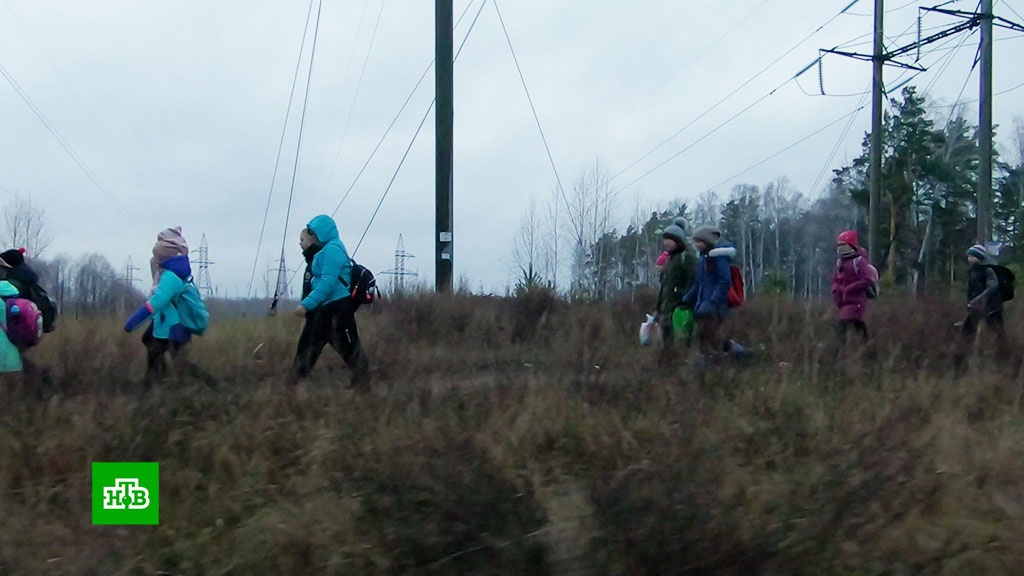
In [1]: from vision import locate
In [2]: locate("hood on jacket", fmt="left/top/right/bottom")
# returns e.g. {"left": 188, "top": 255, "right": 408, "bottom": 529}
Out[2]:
{"left": 0, "top": 248, "right": 26, "bottom": 267}
{"left": 692, "top": 225, "right": 721, "bottom": 248}
{"left": 307, "top": 214, "right": 340, "bottom": 246}
{"left": 708, "top": 242, "right": 736, "bottom": 260}
{"left": 160, "top": 254, "right": 192, "bottom": 280}
{"left": 837, "top": 229, "right": 859, "bottom": 248}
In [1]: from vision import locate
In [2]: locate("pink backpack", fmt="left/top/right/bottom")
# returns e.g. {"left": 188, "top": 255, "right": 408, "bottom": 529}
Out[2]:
{"left": 3, "top": 297, "right": 43, "bottom": 348}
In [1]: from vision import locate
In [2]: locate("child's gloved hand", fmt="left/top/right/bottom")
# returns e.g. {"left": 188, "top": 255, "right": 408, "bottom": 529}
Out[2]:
{"left": 124, "top": 305, "right": 152, "bottom": 332}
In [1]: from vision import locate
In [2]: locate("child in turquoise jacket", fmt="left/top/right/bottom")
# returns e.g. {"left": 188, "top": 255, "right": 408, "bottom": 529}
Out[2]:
{"left": 124, "top": 228, "right": 198, "bottom": 382}
{"left": 0, "top": 280, "right": 24, "bottom": 373}
{"left": 292, "top": 214, "right": 370, "bottom": 390}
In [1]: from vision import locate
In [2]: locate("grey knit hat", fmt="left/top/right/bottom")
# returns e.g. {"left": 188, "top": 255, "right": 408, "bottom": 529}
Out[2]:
{"left": 660, "top": 216, "right": 689, "bottom": 246}
{"left": 691, "top": 225, "right": 721, "bottom": 247}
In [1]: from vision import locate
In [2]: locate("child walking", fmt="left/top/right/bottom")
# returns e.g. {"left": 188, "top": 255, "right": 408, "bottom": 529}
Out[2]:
{"left": 682, "top": 225, "right": 740, "bottom": 363}
{"left": 954, "top": 244, "right": 1009, "bottom": 372}
{"left": 654, "top": 218, "right": 696, "bottom": 364}
{"left": 831, "top": 230, "right": 873, "bottom": 343}
{"left": 123, "top": 227, "right": 203, "bottom": 384}
{"left": 291, "top": 214, "right": 371, "bottom": 390}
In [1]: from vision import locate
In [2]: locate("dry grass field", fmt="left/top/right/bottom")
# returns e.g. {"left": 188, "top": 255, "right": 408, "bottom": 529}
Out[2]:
{"left": 2, "top": 290, "right": 1024, "bottom": 575}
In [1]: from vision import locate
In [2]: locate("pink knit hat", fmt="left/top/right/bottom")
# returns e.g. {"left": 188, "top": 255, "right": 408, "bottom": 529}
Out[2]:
{"left": 150, "top": 227, "right": 189, "bottom": 289}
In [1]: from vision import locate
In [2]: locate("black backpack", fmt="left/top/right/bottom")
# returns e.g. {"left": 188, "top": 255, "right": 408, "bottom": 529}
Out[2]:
{"left": 342, "top": 260, "right": 379, "bottom": 311}
{"left": 988, "top": 265, "right": 1015, "bottom": 302}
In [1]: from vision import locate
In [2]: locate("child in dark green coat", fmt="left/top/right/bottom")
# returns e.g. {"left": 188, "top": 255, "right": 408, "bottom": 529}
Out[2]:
{"left": 655, "top": 218, "right": 696, "bottom": 364}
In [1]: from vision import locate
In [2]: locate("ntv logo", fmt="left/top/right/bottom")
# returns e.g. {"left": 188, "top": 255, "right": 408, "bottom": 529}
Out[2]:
{"left": 102, "top": 478, "right": 151, "bottom": 510}
{"left": 92, "top": 462, "right": 159, "bottom": 525}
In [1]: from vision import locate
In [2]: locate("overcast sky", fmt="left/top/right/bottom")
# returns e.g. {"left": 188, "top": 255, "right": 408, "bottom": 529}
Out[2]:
{"left": 1, "top": 0, "right": 1022, "bottom": 297}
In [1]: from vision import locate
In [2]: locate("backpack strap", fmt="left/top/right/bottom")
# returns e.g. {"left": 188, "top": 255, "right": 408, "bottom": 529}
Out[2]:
{"left": 338, "top": 259, "right": 355, "bottom": 288}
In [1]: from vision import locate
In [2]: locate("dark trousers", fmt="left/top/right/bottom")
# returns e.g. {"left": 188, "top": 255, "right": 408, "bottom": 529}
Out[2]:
{"left": 837, "top": 319, "right": 869, "bottom": 342}
{"left": 293, "top": 298, "right": 369, "bottom": 386}
{"left": 142, "top": 323, "right": 187, "bottom": 376}
{"left": 695, "top": 313, "right": 726, "bottom": 357}
{"left": 954, "top": 309, "right": 1007, "bottom": 374}
{"left": 961, "top": 309, "right": 1006, "bottom": 340}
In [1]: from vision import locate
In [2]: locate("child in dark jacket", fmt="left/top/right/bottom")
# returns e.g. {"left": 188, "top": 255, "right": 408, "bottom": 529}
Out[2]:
{"left": 831, "top": 230, "right": 872, "bottom": 342}
{"left": 955, "top": 244, "right": 1008, "bottom": 371}
{"left": 655, "top": 218, "right": 696, "bottom": 363}
{"left": 0, "top": 247, "right": 57, "bottom": 333}
{"left": 292, "top": 214, "right": 370, "bottom": 390}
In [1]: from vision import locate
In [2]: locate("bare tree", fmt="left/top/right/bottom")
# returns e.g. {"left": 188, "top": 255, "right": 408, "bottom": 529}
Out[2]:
{"left": 541, "top": 186, "right": 561, "bottom": 290}
{"left": 71, "top": 253, "right": 119, "bottom": 313}
{"left": 512, "top": 199, "right": 544, "bottom": 290}
{"left": 1014, "top": 116, "right": 1024, "bottom": 167}
{"left": 563, "top": 159, "right": 618, "bottom": 299}
{"left": 692, "top": 189, "right": 720, "bottom": 228}
{"left": 1, "top": 194, "right": 53, "bottom": 257}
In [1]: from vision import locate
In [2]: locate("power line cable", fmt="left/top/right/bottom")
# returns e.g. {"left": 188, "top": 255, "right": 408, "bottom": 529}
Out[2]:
{"left": 943, "top": 42, "right": 981, "bottom": 127}
{"left": 1, "top": 0, "right": 134, "bottom": 168}
{"left": 995, "top": 77, "right": 1024, "bottom": 95}
{"left": 321, "top": 0, "right": 388, "bottom": 196}
{"left": 808, "top": 86, "right": 872, "bottom": 195}
{"left": 998, "top": 0, "right": 1024, "bottom": 23}
{"left": 277, "top": 0, "right": 486, "bottom": 285}
{"left": 922, "top": 26, "right": 976, "bottom": 94}
{"left": 330, "top": 0, "right": 482, "bottom": 217}
{"left": 0, "top": 60, "right": 138, "bottom": 228}
{"left": 352, "top": 100, "right": 433, "bottom": 256}
{"left": 316, "top": 0, "right": 371, "bottom": 196}
{"left": 273, "top": 0, "right": 325, "bottom": 306}
{"left": 845, "top": 0, "right": 923, "bottom": 16}
{"left": 247, "top": 0, "right": 318, "bottom": 298}
{"left": 573, "top": 0, "right": 776, "bottom": 157}
{"left": 617, "top": 74, "right": 799, "bottom": 195}
{"left": 610, "top": 0, "right": 863, "bottom": 187}
{"left": 351, "top": 0, "right": 487, "bottom": 254}
{"left": 836, "top": 21, "right": 953, "bottom": 50}
{"left": 492, "top": 0, "right": 571, "bottom": 215}
{"left": 705, "top": 104, "right": 868, "bottom": 193}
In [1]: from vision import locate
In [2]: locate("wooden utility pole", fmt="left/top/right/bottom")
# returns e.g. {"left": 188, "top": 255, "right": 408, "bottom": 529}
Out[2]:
{"left": 435, "top": 0, "right": 454, "bottom": 292}
{"left": 977, "top": 0, "right": 994, "bottom": 243}
{"left": 868, "top": 0, "right": 884, "bottom": 264}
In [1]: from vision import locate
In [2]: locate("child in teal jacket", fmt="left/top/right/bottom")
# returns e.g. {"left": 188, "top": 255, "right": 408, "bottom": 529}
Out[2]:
{"left": 124, "top": 229, "right": 199, "bottom": 382}
{"left": 0, "top": 280, "right": 24, "bottom": 373}
{"left": 292, "top": 214, "right": 370, "bottom": 389}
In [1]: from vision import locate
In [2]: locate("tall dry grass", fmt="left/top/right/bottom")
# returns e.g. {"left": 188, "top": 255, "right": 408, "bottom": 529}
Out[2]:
{"left": 2, "top": 291, "right": 1024, "bottom": 575}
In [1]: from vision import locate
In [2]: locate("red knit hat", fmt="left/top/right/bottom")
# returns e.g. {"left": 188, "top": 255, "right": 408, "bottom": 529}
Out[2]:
{"left": 836, "top": 230, "right": 859, "bottom": 247}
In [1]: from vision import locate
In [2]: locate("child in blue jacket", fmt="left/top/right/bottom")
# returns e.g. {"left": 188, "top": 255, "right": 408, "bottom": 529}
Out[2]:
{"left": 292, "top": 214, "right": 370, "bottom": 390}
{"left": 683, "top": 225, "right": 749, "bottom": 362}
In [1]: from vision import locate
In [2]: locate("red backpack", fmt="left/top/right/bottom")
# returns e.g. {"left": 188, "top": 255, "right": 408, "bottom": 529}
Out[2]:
{"left": 727, "top": 265, "right": 745, "bottom": 307}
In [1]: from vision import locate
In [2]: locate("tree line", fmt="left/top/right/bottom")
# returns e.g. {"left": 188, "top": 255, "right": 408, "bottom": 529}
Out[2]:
{"left": 513, "top": 86, "right": 1024, "bottom": 301}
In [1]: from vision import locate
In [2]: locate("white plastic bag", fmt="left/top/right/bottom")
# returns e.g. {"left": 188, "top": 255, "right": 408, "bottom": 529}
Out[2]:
{"left": 638, "top": 313, "right": 657, "bottom": 347}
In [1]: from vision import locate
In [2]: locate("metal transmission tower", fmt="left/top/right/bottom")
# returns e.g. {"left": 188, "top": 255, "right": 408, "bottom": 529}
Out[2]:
{"left": 274, "top": 248, "right": 291, "bottom": 301}
{"left": 120, "top": 256, "right": 140, "bottom": 314}
{"left": 194, "top": 233, "right": 215, "bottom": 297}
{"left": 381, "top": 234, "right": 418, "bottom": 293}
{"left": 123, "top": 256, "right": 140, "bottom": 289}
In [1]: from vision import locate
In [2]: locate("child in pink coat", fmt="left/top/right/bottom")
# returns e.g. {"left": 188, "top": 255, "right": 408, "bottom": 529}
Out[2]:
{"left": 831, "top": 229, "right": 873, "bottom": 342}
